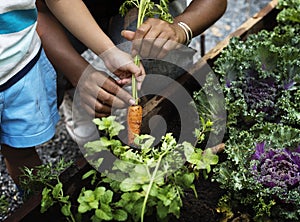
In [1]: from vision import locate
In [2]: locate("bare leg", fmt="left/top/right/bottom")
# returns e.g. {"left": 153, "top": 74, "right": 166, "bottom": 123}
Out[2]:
{"left": 1, "top": 145, "right": 42, "bottom": 185}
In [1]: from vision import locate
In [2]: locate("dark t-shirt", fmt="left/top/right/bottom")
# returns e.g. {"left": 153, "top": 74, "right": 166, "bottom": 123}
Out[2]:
{"left": 83, "top": 0, "right": 124, "bottom": 18}
{"left": 83, "top": 0, "right": 174, "bottom": 18}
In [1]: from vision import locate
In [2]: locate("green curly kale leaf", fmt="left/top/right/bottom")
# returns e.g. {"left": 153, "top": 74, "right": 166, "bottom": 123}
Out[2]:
{"left": 213, "top": 24, "right": 300, "bottom": 129}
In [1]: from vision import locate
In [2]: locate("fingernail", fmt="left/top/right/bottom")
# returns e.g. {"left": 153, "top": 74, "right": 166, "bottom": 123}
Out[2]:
{"left": 129, "top": 99, "right": 136, "bottom": 105}
{"left": 132, "top": 49, "right": 138, "bottom": 57}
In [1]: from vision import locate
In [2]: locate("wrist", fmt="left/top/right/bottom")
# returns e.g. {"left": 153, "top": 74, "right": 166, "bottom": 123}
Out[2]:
{"left": 176, "top": 21, "right": 193, "bottom": 46}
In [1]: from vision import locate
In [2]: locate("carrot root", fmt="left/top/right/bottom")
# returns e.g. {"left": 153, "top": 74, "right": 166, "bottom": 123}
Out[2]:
{"left": 127, "top": 105, "right": 143, "bottom": 145}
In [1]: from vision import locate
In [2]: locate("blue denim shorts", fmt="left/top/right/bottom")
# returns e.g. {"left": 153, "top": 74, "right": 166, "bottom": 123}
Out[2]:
{"left": 0, "top": 49, "right": 60, "bottom": 148}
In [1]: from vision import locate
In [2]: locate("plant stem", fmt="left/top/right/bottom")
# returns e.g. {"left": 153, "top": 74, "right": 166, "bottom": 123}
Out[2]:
{"left": 132, "top": 0, "right": 146, "bottom": 104}
{"left": 141, "top": 149, "right": 169, "bottom": 222}
{"left": 132, "top": 55, "right": 140, "bottom": 103}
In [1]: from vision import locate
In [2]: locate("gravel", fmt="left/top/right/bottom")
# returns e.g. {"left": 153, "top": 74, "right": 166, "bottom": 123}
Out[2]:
{"left": 0, "top": 0, "right": 272, "bottom": 221}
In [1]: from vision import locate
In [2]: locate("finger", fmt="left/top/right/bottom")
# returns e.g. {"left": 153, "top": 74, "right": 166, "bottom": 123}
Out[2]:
{"left": 100, "top": 78, "right": 137, "bottom": 107}
{"left": 149, "top": 37, "right": 169, "bottom": 58}
{"left": 121, "top": 30, "right": 135, "bottom": 41}
{"left": 121, "top": 62, "right": 143, "bottom": 78}
{"left": 97, "top": 83, "right": 126, "bottom": 108}
{"left": 138, "top": 31, "right": 163, "bottom": 58}
{"left": 82, "top": 102, "right": 110, "bottom": 118}
{"left": 136, "top": 64, "right": 146, "bottom": 90}
{"left": 156, "top": 39, "right": 179, "bottom": 59}
{"left": 81, "top": 92, "right": 114, "bottom": 117}
{"left": 95, "top": 101, "right": 111, "bottom": 114}
{"left": 132, "top": 23, "right": 151, "bottom": 56}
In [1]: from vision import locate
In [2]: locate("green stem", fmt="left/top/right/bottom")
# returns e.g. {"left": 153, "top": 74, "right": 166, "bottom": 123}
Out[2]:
{"left": 132, "top": 55, "right": 140, "bottom": 103}
{"left": 131, "top": 0, "right": 147, "bottom": 104}
{"left": 140, "top": 149, "right": 169, "bottom": 222}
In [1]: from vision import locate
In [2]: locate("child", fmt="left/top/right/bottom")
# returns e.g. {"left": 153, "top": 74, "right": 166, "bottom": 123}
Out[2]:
{"left": 0, "top": 1, "right": 60, "bottom": 185}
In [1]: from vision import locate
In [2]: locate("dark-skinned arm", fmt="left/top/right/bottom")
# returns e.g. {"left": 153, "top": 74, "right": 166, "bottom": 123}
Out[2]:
{"left": 36, "top": 0, "right": 84, "bottom": 87}
{"left": 173, "top": 0, "right": 227, "bottom": 37}
{"left": 121, "top": 0, "right": 227, "bottom": 58}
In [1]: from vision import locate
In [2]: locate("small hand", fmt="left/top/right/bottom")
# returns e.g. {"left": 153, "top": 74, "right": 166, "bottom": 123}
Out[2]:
{"left": 121, "top": 18, "right": 186, "bottom": 59}
{"left": 100, "top": 46, "right": 145, "bottom": 90}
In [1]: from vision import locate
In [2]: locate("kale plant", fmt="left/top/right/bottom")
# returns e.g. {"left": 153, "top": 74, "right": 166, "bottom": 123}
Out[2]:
{"left": 213, "top": 23, "right": 300, "bottom": 129}
{"left": 251, "top": 141, "right": 300, "bottom": 191}
{"left": 213, "top": 123, "right": 300, "bottom": 221}
{"left": 277, "top": 0, "right": 300, "bottom": 24}
{"left": 202, "top": 1, "right": 300, "bottom": 220}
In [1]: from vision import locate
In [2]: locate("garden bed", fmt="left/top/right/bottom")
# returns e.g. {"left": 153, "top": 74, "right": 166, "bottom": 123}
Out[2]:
{"left": 4, "top": 1, "right": 283, "bottom": 222}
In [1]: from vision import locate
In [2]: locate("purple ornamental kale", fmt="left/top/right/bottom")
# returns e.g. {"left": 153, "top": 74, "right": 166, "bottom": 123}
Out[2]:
{"left": 251, "top": 142, "right": 300, "bottom": 189}
{"left": 243, "top": 72, "right": 277, "bottom": 114}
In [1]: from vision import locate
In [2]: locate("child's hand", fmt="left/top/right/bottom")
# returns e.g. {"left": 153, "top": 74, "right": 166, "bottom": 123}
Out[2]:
{"left": 100, "top": 47, "right": 145, "bottom": 90}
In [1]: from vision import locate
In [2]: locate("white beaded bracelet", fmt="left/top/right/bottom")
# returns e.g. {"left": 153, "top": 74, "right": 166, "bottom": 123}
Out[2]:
{"left": 177, "top": 21, "right": 193, "bottom": 45}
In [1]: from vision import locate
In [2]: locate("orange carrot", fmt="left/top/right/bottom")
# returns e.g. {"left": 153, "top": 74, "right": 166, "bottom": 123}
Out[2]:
{"left": 127, "top": 104, "right": 143, "bottom": 145}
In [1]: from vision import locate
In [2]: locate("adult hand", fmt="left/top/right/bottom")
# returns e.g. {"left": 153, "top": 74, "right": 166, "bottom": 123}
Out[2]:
{"left": 121, "top": 18, "right": 186, "bottom": 59}
{"left": 77, "top": 68, "right": 137, "bottom": 118}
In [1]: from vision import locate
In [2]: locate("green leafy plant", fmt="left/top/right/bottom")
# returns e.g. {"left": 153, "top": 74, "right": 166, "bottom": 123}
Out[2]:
{"left": 193, "top": 1, "right": 300, "bottom": 221}
{"left": 277, "top": 0, "right": 300, "bottom": 24}
{"left": 0, "top": 195, "right": 9, "bottom": 215}
{"left": 20, "top": 159, "right": 75, "bottom": 221}
{"left": 213, "top": 24, "right": 300, "bottom": 129}
{"left": 213, "top": 123, "right": 300, "bottom": 221}
{"left": 80, "top": 116, "right": 219, "bottom": 222}
{"left": 27, "top": 115, "right": 218, "bottom": 222}
{"left": 20, "top": 158, "right": 72, "bottom": 198}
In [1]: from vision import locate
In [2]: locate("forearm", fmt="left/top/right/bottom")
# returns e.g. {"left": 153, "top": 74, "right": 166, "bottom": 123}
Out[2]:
{"left": 174, "top": 0, "right": 227, "bottom": 37}
{"left": 36, "top": 0, "right": 88, "bottom": 87}
{"left": 44, "top": 0, "right": 115, "bottom": 55}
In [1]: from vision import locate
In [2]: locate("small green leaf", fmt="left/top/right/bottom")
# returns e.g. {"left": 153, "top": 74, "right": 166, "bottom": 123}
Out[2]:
{"left": 156, "top": 201, "right": 169, "bottom": 220}
{"left": 119, "top": 178, "right": 141, "bottom": 192}
{"left": 52, "top": 182, "right": 62, "bottom": 198}
{"left": 89, "top": 200, "right": 99, "bottom": 209}
{"left": 61, "top": 203, "right": 71, "bottom": 216}
{"left": 113, "top": 209, "right": 128, "bottom": 221}
{"left": 94, "top": 187, "right": 106, "bottom": 200}
{"left": 82, "top": 169, "right": 97, "bottom": 180}
{"left": 95, "top": 208, "right": 113, "bottom": 220}
{"left": 99, "top": 190, "right": 113, "bottom": 204}
{"left": 78, "top": 202, "right": 90, "bottom": 213}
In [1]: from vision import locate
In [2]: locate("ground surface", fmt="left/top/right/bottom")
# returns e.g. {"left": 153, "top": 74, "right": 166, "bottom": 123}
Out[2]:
{"left": 0, "top": 0, "right": 271, "bottom": 221}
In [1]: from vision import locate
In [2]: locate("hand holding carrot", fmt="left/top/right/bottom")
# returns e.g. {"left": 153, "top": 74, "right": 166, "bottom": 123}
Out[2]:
{"left": 77, "top": 68, "right": 138, "bottom": 118}
{"left": 100, "top": 46, "right": 145, "bottom": 90}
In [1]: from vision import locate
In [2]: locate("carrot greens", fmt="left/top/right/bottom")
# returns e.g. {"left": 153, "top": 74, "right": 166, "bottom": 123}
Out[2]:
{"left": 119, "top": 0, "right": 173, "bottom": 103}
